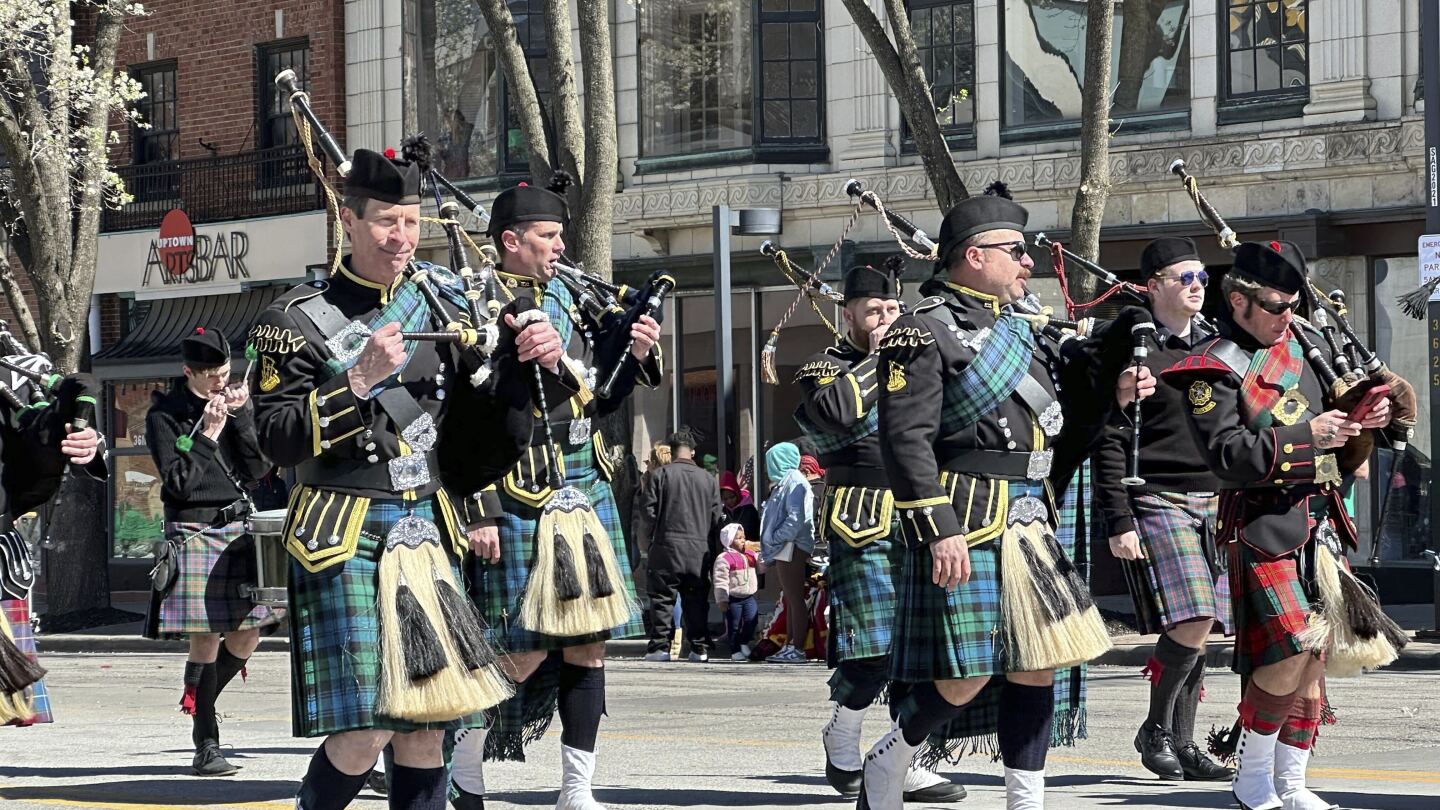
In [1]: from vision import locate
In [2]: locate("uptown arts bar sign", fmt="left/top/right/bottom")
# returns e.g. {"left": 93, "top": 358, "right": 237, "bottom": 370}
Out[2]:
{"left": 95, "top": 208, "right": 326, "bottom": 299}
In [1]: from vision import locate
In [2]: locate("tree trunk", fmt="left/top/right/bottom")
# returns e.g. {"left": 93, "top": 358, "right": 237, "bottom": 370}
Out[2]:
{"left": 474, "top": 0, "right": 553, "bottom": 184}
{"left": 1069, "top": 0, "right": 1115, "bottom": 301}
{"left": 574, "top": 0, "right": 617, "bottom": 280}
{"left": 542, "top": 0, "right": 585, "bottom": 193}
{"left": 0, "top": 252, "right": 44, "bottom": 351}
{"left": 840, "top": 0, "right": 968, "bottom": 211}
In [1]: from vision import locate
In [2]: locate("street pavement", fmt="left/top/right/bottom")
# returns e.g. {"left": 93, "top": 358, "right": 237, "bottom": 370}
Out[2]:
{"left": 1, "top": 653, "right": 1436, "bottom": 810}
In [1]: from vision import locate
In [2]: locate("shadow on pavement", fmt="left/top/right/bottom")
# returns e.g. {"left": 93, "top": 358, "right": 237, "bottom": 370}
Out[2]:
{"left": 1092, "top": 788, "right": 1438, "bottom": 809}
{"left": 494, "top": 787, "right": 835, "bottom": 806}
{"left": 0, "top": 779, "right": 299, "bottom": 806}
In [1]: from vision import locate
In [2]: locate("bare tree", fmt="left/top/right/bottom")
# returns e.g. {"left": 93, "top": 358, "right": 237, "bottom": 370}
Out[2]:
{"left": 472, "top": 0, "right": 616, "bottom": 280}
{"left": 840, "top": 0, "right": 969, "bottom": 210}
{"left": 0, "top": 0, "right": 144, "bottom": 615}
{"left": 1069, "top": 0, "right": 1116, "bottom": 299}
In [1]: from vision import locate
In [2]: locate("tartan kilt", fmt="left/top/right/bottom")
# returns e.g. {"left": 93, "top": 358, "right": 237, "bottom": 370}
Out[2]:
{"left": 2, "top": 598, "right": 51, "bottom": 726}
{"left": 1126, "top": 492, "right": 1231, "bottom": 635}
{"left": 1229, "top": 539, "right": 1313, "bottom": 676}
{"left": 911, "top": 475, "right": 1093, "bottom": 763}
{"left": 825, "top": 514, "right": 904, "bottom": 665}
{"left": 469, "top": 463, "right": 641, "bottom": 653}
{"left": 155, "top": 519, "right": 284, "bottom": 637}
{"left": 287, "top": 496, "right": 483, "bottom": 738}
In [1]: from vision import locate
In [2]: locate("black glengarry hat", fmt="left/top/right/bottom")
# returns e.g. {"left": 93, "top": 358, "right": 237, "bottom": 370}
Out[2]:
{"left": 486, "top": 181, "right": 570, "bottom": 237}
{"left": 937, "top": 195, "right": 1029, "bottom": 267}
{"left": 181, "top": 326, "right": 229, "bottom": 367}
{"left": 1231, "top": 240, "right": 1307, "bottom": 295}
{"left": 843, "top": 264, "right": 900, "bottom": 302}
{"left": 1140, "top": 237, "right": 1200, "bottom": 277}
{"left": 345, "top": 148, "right": 422, "bottom": 205}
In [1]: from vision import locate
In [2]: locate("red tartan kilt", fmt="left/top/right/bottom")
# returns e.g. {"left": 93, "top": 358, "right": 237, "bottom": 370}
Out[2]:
{"left": 1230, "top": 541, "right": 1311, "bottom": 672}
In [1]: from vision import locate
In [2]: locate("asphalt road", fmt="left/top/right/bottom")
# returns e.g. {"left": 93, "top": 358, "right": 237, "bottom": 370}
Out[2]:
{"left": 1, "top": 653, "right": 1436, "bottom": 810}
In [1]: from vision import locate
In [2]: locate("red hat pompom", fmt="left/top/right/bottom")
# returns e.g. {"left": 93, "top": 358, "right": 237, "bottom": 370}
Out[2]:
{"left": 383, "top": 147, "right": 397, "bottom": 159}
{"left": 517, "top": 181, "right": 528, "bottom": 187}
{"left": 194, "top": 327, "right": 205, "bottom": 334}
{"left": 1270, "top": 240, "right": 1282, "bottom": 252}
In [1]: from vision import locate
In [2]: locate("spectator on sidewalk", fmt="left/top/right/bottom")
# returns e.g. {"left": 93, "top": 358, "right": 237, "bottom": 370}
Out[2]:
{"left": 712, "top": 523, "right": 760, "bottom": 661}
{"left": 640, "top": 428, "right": 725, "bottom": 663}
{"left": 759, "top": 442, "right": 815, "bottom": 664}
{"left": 720, "top": 469, "right": 760, "bottom": 542}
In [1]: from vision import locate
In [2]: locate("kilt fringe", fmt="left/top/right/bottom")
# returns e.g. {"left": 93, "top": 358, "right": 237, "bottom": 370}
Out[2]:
{"left": 1052, "top": 705, "right": 1087, "bottom": 748}
{"left": 917, "top": 731, "right": 1001, "bottom": 768}
{"left": 484, "top": 661, "right": 560, "bottom": 763}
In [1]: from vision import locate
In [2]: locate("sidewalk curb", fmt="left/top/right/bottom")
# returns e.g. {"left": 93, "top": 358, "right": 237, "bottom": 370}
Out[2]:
{"left": 35, "top": 634, "right": 1440, "bottom": 671}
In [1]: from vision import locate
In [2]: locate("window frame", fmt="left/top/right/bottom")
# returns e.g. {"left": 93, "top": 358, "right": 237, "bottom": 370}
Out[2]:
{"left": 635, "top": 0, "right": 828, "bottom": 174}
{"left": 256, "top": 37, "right": 311, "bottom": 151}
{"left": 996, "top": 0, "right": 1191, "bottom": 144}
{"left": 902, "top": 0, "right": 978, "bottom": 154}
{"left": 130, "top": 60, "right": 179, "bottom": 166}
{"left": 1216, "top": 0, "right": 1311, "bottom": 125}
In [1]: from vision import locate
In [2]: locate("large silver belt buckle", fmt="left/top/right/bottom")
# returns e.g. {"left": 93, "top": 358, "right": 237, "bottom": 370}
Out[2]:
{"left": 1007, "top": 495, "right": 1048, "bottom": 526}
{"left": 388, "top": 453, "right": 432, "bottom": 491}
{"left": 325, "top": 321, "right": 372, "bottom": 365}
{"left": 568, "top": 416, "right": 593, "bottom": 447}
{"left": 1026, "top": 449, "right": 1054, "bottom": 480}
{"left": 386, "top": 514, "right": 442, "bottom": 551}
{"left": 1039, "top": 401, "right": 1064, "bottom": 437}
{"left": 401, "top": 412, "right": 438, "bottom": 453}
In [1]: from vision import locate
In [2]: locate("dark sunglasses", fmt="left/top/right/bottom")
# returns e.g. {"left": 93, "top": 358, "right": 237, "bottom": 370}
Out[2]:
{"left": 1156, "top": 270, "right": 1208, "bottom": 287}
{"left": 1248, "top": 295, "right": 1300, "bottom": 315}
{"left": 974, "top": 241, "right": 1029, "bottom": 261}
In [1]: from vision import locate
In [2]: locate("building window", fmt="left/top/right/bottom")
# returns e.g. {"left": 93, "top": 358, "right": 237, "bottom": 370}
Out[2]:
{"left": 1222, "top": 0, "right": 1308, "bottom": 108}
{"left": 131, "top": 61, "right": 178, "bottom": 164}
{"left": 406, "top": 0, "right": 550, "bottom": 183}
{"left": 639, "top": 0, "right": 824, "bottom": 163}
{"left": 257, "top": 38, "right": 310, "bottom": 150}
{"left": 907, "top": 0, "right": 976, "bottom": 140}
{"left": 1001, "top": 0, "right": 1190, "bottom": 137}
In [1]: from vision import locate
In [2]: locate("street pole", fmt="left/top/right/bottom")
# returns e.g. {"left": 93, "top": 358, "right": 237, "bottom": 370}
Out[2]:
{"left": 670, "top": 295, "right": 685, "bottom": 435}
{"left": 1423, "top": 0, "right": 1440, "bottom": 633}
{"left": 714, "top": 205, "right": 737, "bottom": 476}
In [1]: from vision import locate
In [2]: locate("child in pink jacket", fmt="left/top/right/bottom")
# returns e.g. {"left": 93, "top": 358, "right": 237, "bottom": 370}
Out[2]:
{"left": 712, "top": 523, "right": 760, "bottom": 661}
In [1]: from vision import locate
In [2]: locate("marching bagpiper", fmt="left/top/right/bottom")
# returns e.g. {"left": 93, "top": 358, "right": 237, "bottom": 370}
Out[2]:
{"left": 251, "top": 148, "right": 570, "bottom": 810}
{"left": 792, "top": 263, "right": 966, "bottom": 803}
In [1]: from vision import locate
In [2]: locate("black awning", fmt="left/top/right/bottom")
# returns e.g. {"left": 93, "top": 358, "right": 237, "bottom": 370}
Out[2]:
{"left": 94, "top": 286, "right": 286, "bottom": 364}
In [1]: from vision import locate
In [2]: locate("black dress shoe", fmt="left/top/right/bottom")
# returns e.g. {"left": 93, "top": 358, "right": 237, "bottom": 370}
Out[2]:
{"left": 1133, "top": 721, "right": 1184, "bottom": 780}
{"left": 1177, "top": 742, "right": 1234, "bottom": 781}
{"left": 825, "top": 754, "right": 863, "bottom": 797}
{"left": 192, "top": 742, "right": 239, "bottom": 777}
{"left": 902, "top": 781, "right": 968, "bottom": 802}
{"left": 366, "top": 769, "right": 389, "bottom": 795}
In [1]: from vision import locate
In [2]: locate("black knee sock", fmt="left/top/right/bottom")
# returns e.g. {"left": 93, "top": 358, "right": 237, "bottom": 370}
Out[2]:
{"left": 1146, "top": 633, "right": 1202, "bottom": 731}
{"left": 214, "top": 644, "right": 248, "bottom": 696}
{"left": 898, "top": 682, "right": 966, "bottom": 747}
{"left": 557, "top": 663, "right": 605, "bottom": 752}
{"left": 388, "top": 764, "right": 447, "bottom": 810}
{"left": 192, "top": 662, "right": 219, "bottom": 749}
{"left": 1170, "top": 654, "right": 1206, "bottom": 746}
{"left": 998, "top": 681, "right": 1053, "bottom": 772}
{"left": 296, "top": 743, "right": 370, "bottom": 810}
{"left": 834, "top": 658, "right": 889, "bottom": 710}
{"left": 887, "top": 681, "right": 912, "bottom": 725}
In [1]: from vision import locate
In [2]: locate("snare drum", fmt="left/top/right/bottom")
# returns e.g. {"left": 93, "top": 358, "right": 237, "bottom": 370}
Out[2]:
{"left": 246, "top": 509, "right": 289, "bottom": 607}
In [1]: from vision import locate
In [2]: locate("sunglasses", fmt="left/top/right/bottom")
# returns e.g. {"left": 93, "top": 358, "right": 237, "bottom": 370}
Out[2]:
{"left": 974, "top": 241, "right": 1029, "bottom": 261}
{"left": 1156, "top": 270, "right": 1208, "bottom": 287}
{"left": 1248, "top": 295, "right": 1300, "bottom": 315}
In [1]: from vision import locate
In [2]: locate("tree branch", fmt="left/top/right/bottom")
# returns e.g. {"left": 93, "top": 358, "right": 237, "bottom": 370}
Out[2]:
{"left": 1069, "top": 0, "right": 1115, "bottom": 299}
{"left": 474, "top": 0, "right": 552, "bottom": 184}
{"left": 68, "top": 1, "right": 125, "bottom": 305}
{"left": 542, "top": 0, "right": 584, "bottom": 191}
{"left": 0, "top": 250, "right": 43, "bottom": 351}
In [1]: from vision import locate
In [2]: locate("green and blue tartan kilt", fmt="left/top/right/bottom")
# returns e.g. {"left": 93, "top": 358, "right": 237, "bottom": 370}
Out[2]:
{"left": 3, "top": 598, "right": 50, "bottom": 725}
{"left": 471, "top": 449, "right": 640, "bottom": 762}
{"left": 156, "top": 519, "right": 283, "bottom": 637}
{"left": 287, "top": 496, "right": 482, "bottom": 738}
{"left": 1127, "top": 492, "right": 1231, "bottom": 635}
{"left": 905, "top": 476, "right": 1093, "bottom": 764}
{"left": 825, "top": 514, "right": 905, "bottom": 667}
